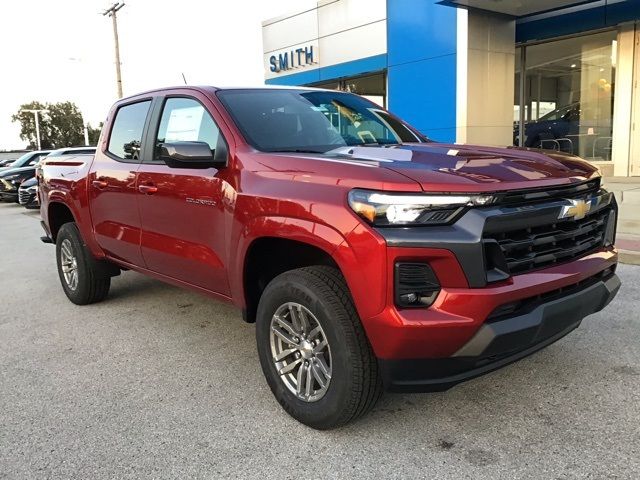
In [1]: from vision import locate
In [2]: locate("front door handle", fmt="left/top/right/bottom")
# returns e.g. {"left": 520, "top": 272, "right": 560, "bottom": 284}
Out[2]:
{"left": 138, "top": 184, "right": 158, "bottom": 195}
{"left": 92, "top": 179, "right": 108, "bottom": 189}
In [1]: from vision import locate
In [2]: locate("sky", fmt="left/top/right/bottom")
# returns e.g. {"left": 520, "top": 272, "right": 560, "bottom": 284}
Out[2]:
{"left": 0, "top": 0, "right": 311, "bottom": 150}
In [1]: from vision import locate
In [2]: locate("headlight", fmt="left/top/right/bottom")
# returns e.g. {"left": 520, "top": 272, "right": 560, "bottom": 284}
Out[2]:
{"left": 27, "top": 186, "right": 37, "bottom": 193}
{"left": 348, "top": 189, "right": 495, "bottom": 226}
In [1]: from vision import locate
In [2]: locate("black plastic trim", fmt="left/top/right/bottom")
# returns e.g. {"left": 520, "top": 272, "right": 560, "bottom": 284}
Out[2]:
{"left": 379, "top": 273, "right": 621, "bottom": 393}
{"left": 378, "top": 209, "right": 487, "bottom": 286}
{"left": 394, "top": 262, "right": 440, "bottom": 307}
{"left": 493, "top": 178, "right": 600, "bottom": 205}
{"left": 40, "top": 221, "right": 53, "bottom": 244}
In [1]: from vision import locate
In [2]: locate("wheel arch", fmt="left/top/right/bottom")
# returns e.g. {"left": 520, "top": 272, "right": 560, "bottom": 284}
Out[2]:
{"left": 232, "top": 216, "right": 386, "bottom": 324}
{"left": 242, "top": 236, "right": 342, "bottom": 323}
{"left": 47, "top": 201, "right": 77, "bottom": 241}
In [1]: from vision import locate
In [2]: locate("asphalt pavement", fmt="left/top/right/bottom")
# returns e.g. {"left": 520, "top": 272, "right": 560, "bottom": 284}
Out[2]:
{"left": 0, "top": 202, "right": 639, "bottom": 479}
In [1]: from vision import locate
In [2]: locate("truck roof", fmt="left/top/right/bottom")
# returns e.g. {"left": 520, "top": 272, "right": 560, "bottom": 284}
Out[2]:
{"left": 117, "top": 85, "right": 333, "bottom": 102}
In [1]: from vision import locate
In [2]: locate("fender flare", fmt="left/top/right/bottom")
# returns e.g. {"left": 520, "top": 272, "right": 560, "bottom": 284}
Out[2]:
{"left": 229, "top": 215, "right": 388, "bottom": 321}
{"left": 46, "top": 190, "right": 105, "bottom": 258}
{"left": 230, "top": 215, "right": 358, "bottom": 307}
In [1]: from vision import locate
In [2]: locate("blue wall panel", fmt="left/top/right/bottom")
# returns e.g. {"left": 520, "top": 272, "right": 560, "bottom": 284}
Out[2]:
{"left": 387, "top": 0, "right": 458, "bottom": 66}
{"left": 388, "top": 55, "right": 457, "bottom": 142}
{"left": 607, "top": 0, "right": 640, "bottom": 25}
{"left": 319, "top": 54, "right": 387, "bottom": 81}
{"left": 516, "top": 5, "right": 606, "bottom": 42}
{"left": 265, "top": 69, "right": 320, "bottom": 86}
{"left": 516, "top": 0, "right": 640, "bottom": 43}
{"left": 387, "top": 0, "right": 458, "bottom": 142}
{"left": 265, "top": 54, "right": 387, "bottom": 86}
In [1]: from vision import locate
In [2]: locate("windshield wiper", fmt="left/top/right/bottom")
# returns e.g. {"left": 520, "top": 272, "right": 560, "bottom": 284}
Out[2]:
{"left": 358, "top": 142, "right": 404, "bottom": 147}
{"left": 267, "top": 148, "right": 326, "bottom": 154}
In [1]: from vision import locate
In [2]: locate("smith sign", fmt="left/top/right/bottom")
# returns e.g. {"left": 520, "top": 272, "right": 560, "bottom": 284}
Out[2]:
{"left": 269, "top": 45, "right": 316, "bottom": 73}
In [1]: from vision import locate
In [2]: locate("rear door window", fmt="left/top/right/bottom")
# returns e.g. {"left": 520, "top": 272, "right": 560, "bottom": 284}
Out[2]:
{"left": 107, "top": 101, "right": 151, "bottom": 160}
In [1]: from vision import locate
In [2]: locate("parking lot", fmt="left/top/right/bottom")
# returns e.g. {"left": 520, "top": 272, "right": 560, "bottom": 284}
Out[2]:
{"left": 0, "top": 202, "right": 638, "bottom": 479}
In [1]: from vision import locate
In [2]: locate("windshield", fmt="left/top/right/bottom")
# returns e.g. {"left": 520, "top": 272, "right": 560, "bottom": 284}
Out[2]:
{"left": 10, "top": 152, "right": 35, "bottom": 168}
{"left": 537, "top": 103, "right": 578, "bottom": 122}
{"left": 217, "top": 89, "right": 427, "bottom": 153}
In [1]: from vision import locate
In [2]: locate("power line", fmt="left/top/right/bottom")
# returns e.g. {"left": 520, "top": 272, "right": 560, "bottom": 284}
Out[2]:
{"left": 103, "top": 2, "right": 125, "bottom": 98}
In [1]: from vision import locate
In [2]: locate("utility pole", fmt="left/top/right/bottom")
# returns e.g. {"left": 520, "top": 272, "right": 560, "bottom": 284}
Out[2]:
{"left": 103, "top": 2, "right": 125, "bottom": 98}
{"left": 20, "top": 109, "right": 49, "bottom": 150}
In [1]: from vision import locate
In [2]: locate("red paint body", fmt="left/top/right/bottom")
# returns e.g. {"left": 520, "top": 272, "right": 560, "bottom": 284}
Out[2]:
{"left": 38, "top": 86, "right": 617, "bottom": 362}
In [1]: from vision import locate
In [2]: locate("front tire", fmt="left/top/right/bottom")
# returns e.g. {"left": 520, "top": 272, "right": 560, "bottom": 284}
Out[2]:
{"left": 256, "top": 266, "right": 382, "bottom": 429}
{"left": 56, "top": 222, "right": 111, "bottom": 305}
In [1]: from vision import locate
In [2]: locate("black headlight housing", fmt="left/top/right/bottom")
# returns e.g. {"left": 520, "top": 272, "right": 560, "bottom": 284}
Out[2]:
{"left": 348, "top": 189, "right": 496, "bottom": 227}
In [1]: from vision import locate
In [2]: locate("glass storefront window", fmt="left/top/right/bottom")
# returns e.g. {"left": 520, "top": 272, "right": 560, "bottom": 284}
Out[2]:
{"left": 314, "top": 72, "right": 386, "bottom": 108}
{"left": 514, "top": 31, "right": 618, "bottom": 161}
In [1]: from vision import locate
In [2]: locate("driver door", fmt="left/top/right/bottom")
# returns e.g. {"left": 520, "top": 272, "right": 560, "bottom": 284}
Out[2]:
{"left": 136, "top": 95, "right": 232, "bottom": 295}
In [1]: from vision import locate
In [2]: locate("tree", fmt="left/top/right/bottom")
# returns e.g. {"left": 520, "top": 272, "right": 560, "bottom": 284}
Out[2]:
{"left": 48, "top": 102, "right": 85, "bottom": 147}
{"left": 11, "top": 101, "right": 96, "bottom": 149}
{"left": 11, "top": 101, "right": 54, "bottom": 149}
{"left": 87, "top": 122, "right": 103, "bottom": 145}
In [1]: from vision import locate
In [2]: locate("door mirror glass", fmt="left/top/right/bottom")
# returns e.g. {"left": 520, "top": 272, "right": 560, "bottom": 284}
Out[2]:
{"left": 159, "top": 141, "right": 221, "bottom": 169}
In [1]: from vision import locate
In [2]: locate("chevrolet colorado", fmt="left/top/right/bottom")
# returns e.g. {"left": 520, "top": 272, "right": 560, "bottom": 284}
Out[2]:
{"left": 39, "top": 86, "right": 620, "bottom": 429}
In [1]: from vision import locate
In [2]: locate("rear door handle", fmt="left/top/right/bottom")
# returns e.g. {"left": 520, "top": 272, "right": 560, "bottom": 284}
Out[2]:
{"left": 138, "top": 184, "right": 158, "bottom": 195}
{"left": 92, "top": 179, "right": 108, "bottom": 189}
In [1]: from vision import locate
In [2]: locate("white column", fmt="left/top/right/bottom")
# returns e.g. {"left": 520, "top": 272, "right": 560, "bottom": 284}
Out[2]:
{"left": 626, "top": 22, "right": 640, "bottom": 176}
{"left": 456, "top": 10, "right": 516, "bottom": 146}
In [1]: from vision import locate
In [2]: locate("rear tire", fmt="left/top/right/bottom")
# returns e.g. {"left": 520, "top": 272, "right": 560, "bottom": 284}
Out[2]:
{"left": 56, "top": 222, "right": 111, "bottom": 305}
{"left": 256, "top": 266, "right": 382, "bottom": 429}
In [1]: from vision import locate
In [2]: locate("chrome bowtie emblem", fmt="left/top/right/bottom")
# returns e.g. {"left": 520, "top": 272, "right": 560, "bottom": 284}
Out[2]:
{"left": 559, "top": 198, "right": 592, "bottom": 221}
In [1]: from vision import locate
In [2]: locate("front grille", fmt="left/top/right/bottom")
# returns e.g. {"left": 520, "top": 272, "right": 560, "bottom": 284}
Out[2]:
{"left": 18, "top": 190, "right": 32, "bottom": 205}
{"left": 483, "top": 205, "right": 611, "bottom": 276}
{"left": 496, "top": 179, "right": 600, "bottom": 206}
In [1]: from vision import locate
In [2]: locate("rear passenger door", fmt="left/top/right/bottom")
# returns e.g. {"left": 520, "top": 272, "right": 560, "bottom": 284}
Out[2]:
{"left": 136, "top": 95, "right": 232, "bottom": 295}
{"left": 88, "top": 99, "right": 151, "bottom": 266}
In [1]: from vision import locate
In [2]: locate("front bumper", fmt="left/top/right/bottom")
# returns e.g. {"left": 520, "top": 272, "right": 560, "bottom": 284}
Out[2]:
{"left": 0, "top": 191, "right": 18, "bottom": 202}
{"left": 354, "top": 184, "right": 621, "bottom": 392}
{"left": 0, "top": 179, "right": 17, "bottom": 201}
{"left": 18, "top": 191, "right": 38, "bottom": 208}
{"left": 379, "top": 271, "right": 620, "bottom": 392}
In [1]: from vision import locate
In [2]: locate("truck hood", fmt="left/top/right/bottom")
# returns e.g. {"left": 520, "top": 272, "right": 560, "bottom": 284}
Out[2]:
{"left": 333, "top": 143, "right": 599, "bottom": 193}
{"left": 19, "top": 177, "right": 37, "bottom": 188}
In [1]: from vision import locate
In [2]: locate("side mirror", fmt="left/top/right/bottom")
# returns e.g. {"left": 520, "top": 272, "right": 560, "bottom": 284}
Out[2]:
{"left": 159, "top": 141, "right": 225, "bottom": 169}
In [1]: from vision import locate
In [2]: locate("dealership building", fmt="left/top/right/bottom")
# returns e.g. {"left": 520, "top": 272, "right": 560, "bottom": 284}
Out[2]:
{"left": 262, "top": 0, "right": 640, "bottom": 176}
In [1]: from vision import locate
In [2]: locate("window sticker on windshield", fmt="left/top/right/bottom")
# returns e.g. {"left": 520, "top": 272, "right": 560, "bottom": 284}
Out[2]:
{"left": 310, "top": 106, "right": 328, "bottom": 112}
{"left": 165, "top": 106, "right": 204, "bottom": 142}
{"left": 357, "top": 131, "right": 377, "bottom": 143}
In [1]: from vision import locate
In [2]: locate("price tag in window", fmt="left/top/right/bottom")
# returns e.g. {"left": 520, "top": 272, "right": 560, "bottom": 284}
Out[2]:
{"left": 165, "top": 106, "right": 204, "bottom": 142}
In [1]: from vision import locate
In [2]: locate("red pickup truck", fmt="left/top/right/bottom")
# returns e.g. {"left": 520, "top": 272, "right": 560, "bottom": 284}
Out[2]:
{"left": 39, "top": 86, "right": 620, "bottom": 429}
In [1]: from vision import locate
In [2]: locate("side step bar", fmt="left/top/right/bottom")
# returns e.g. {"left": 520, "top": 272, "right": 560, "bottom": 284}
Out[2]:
{"left": 40, "top": 220, "right": 53, "bottom": 244}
